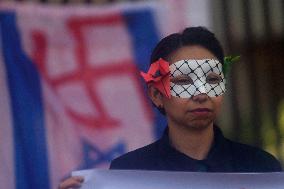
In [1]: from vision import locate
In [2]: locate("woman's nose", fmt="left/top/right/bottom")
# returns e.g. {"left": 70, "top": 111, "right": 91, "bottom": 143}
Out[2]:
{"left": 191, "top": 93, "right": 209, "bottom": 103}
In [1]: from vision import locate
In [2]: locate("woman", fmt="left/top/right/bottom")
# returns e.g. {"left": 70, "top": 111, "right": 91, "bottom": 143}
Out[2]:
{"left": 59, "top": 26, "right": 282, "bottom": 189}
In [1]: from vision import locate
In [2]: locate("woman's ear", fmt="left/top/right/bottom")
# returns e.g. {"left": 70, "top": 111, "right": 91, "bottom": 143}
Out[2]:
{"left": 148, "top": 84, "right": 163, "bottom": 108}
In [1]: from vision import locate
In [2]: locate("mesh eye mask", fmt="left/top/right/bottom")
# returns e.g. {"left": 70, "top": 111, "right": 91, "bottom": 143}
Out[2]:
{"left": 169, "top": 59, "right": 226, "bottom": 98}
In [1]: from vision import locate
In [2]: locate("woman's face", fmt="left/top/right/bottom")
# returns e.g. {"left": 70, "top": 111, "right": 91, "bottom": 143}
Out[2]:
{"left": 151, "top": 45, "right": 224, "bottom": 130}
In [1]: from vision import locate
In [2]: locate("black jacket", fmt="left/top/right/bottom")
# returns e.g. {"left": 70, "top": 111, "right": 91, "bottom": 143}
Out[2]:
{"left": 110, "top": 126, "right": 282, "bottom": 172}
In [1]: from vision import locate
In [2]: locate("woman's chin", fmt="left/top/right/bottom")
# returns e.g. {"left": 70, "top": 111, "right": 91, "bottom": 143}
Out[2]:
{"left": 185, "top": 120, "right": 213, "bottom": 131}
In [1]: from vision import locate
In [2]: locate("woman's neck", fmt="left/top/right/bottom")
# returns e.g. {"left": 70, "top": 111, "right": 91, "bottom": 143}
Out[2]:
{"left": 168, "top": 123, "right": 214, "bottom": 160}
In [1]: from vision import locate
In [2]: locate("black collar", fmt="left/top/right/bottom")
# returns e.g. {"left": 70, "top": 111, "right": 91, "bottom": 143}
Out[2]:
{"left": 157, "top": 125, "right": 234, "bottom": 172}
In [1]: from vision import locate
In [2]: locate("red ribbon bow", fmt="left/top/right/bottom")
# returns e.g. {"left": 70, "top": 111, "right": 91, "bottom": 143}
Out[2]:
{"left": 140, "top": 58, "right": 171, "bottom": 98}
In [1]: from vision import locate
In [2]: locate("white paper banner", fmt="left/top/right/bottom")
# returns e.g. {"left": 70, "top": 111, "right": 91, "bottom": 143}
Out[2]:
{"left": 72, "top": 169, "right": 284, "bottom": 189}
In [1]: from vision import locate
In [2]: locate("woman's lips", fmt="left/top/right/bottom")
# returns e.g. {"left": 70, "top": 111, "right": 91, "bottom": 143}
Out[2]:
{"left": 189, "top": 108, "right": 212, "bottom": 116}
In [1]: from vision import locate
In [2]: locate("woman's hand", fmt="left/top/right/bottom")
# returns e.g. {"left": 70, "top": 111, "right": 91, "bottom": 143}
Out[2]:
{"left": 58, "top": 176, "right": 84, "bottom": 189}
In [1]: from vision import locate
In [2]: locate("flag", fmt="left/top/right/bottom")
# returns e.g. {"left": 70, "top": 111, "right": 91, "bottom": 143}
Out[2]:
{"left": 0, "top": 1, "right": 188, "bottom": 189}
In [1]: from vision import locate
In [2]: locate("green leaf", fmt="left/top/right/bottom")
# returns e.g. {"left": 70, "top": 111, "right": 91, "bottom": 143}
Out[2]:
{"left": 223, "top": 55, "right": 240, "bottom": 77}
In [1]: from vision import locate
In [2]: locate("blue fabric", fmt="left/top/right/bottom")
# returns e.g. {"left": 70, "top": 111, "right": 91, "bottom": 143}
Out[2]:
{"left": 123, "top": 9, "right": 167, "bottom": 138}
{"left": 0, "top": 12, "right": 50, "bottom": 189}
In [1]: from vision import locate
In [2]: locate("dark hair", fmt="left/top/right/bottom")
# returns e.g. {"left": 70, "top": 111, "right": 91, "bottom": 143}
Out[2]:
{"left": 150, "top": 26, "right": 224, "bottom": 64}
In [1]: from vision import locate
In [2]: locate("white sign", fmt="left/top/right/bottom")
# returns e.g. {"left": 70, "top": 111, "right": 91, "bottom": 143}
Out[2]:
{"left": 72, "top": 169, "right": 284, "bottom": 189}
